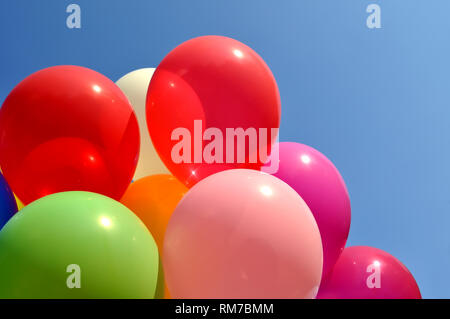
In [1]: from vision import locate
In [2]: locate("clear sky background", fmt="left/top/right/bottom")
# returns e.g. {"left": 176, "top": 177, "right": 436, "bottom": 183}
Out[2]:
{"left": 0, "top": 1, "right": 448, "bottom": 298}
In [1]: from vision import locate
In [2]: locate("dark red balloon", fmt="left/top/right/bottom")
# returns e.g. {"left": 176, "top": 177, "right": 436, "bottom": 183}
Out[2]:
{"left": 317, "top": 246, "right": 421, "bottom": 299}
{"left": 0, "top": 66, "right": 139, "bottom": 204}
{"left": 147, "top": 36, "right": 281, "bottom": 187}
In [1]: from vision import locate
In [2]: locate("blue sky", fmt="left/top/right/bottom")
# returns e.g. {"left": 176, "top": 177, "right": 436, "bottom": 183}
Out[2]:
{"left": 1, "top": 0, "right": 449, "bottom": 298}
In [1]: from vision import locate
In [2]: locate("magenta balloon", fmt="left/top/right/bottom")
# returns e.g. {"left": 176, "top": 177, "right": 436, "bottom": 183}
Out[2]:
{"left": 263, "top": 142, "right": 351, "bottom": 280}
{"left": 317, "top": 246, "right": 421, "bottom": 299}
{"left": 163, "top": 169, "right": 323, "bottom": 299}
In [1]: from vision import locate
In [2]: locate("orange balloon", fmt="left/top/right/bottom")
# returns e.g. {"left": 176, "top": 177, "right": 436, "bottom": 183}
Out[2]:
{"left": 121, "top": 174, "right": 188, "bottom": 299}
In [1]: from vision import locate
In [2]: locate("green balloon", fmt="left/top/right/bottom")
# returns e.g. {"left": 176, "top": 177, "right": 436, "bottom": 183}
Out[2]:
{"left": 0, "top": 191, "right": 159, "bottom": 298}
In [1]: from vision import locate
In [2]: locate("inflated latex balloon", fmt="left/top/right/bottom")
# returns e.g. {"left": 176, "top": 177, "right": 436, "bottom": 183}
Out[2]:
{"left": 317, "top": 246, "right": 421, "bottom": 299}
{"left": 121, "top": 174, "right": 188, "bottom": 252}
{"left": 147, "top": 36, "right": 281, "bottom": 188}
{"left": 121, "top": 174, "right": 188, "bottom": 299}
{"left": 0, "top": 172, "right": 17, "bottom": 229}
{"left": 116, "top": 69, "right": 169, "bottom": 179}
{"left": 263, "top": 142, "right": 351, "bottom": 280}
{"left": 163, "top": 169, "right": 323, "bottom": 299}
{"left": 0, "top": 191, "right": 159, "bottom": 298}
{"left": 0, "top": 66, "right": 139, "bottom": 204}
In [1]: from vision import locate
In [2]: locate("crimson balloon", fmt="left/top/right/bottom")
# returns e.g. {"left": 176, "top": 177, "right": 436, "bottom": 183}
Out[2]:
{"left": 0, "top": 66, "right": 139, "bottom": 204}
{"left": 317, "top": 246, "right": 421, "bottom": 299}
{"left": 146, "top": 36, "right": 281, "bottom": 187}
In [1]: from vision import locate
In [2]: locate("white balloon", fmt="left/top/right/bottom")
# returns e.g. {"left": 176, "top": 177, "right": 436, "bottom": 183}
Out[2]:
{"left": 116, "top": 68, "right": 169, "bottom": 179}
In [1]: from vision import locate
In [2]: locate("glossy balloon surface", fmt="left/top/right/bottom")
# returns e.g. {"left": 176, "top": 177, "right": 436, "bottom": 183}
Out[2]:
{"left": 317, "top": 246, "right": 421, "bottom": 299}
{"left": 0, "top": 191, "right": 159, "bottom": 298}
{"left": 0, "top": 66, "right": 139, "bottom": 204}
{"left": 163, "top": 169, "right": 323, "bottom": 299}
{"left": 147, "top": 36, "right": 281, "bottom": 187}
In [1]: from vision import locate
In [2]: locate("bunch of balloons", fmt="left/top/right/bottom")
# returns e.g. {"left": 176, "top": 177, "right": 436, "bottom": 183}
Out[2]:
{"left": 0, "top": 36, "right": 420, "bottom": 299}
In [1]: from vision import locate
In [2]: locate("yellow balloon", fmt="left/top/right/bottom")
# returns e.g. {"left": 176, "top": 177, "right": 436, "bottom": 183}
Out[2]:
{"left": 14, "top": 194, "right": 24, "bottom": 210}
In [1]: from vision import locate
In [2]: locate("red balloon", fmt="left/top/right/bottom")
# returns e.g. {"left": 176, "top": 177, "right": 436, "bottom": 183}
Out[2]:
{"left": 317, "top": 246, "right": 421, "bottom": 299}
{"left": 147, "top": 36, "right": 281, "bottom": 187}
{"left": 0, "top": 66, "right": 139, "bottom": 204}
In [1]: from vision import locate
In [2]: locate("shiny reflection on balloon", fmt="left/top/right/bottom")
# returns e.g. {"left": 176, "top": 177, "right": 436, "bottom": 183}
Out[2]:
{"left": 259, "top": 185, "right": 273, "bottom": 197}
{"left": 233, "top": 49, "right": 244, "bottom": 58}
{"left": 300, "top": 154, "right": 311, "bottom": 165}
{"left": 92, "top": 84, "right": 102, "bottom": 93}
{"left": 99, "top": 216, "right": 112, "bottom": 228}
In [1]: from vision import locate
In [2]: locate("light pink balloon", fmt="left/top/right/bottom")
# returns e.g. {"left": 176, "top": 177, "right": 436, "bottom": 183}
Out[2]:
{"left": 163, "top": 169, "right": 323, "bottom": 299}
{"left": 263, "top": 142, "right": 351, "bottom": 280}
